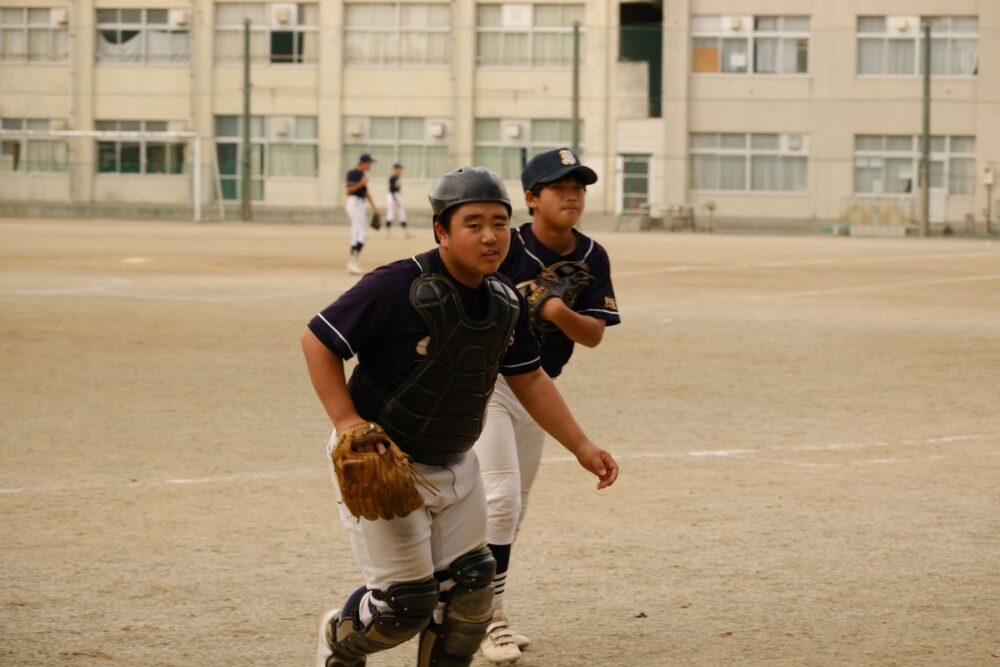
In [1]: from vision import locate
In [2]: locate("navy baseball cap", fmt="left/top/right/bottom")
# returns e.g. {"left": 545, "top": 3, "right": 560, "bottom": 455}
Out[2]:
{"left": 521, "top": 148, "right": 598, "bottom": 192}
{"left": 359, "top": 153, "right": 375, "bottom": 163}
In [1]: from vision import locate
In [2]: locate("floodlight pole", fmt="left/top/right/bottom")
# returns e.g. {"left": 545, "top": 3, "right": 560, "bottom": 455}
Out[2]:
{"left": 572, "top": 21, "right": 581, "bottom": 154}
{"left": 919, "top": 22, "right": 931, "bottom": 238}
{"left": 241, "top": 18, "right": 253, "bottom": 221}
{"left": 193, "top": 135, "right": 202, "bottom": 222}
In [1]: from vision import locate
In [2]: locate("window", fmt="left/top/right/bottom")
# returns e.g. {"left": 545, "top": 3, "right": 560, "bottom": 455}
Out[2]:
{"left": 96, "top": 121, "right": 186, "bottom": 174}
{"left": 853, "top": 135, "right": 976, "bottom": 195}
{"left": 214, "top": 3, "right": 318, "bottom": 64}
{"left": 690, "top": 133, "right": 808, "bottom": 192}
{"left": 857, "top": 16, "right": 978, "bottom": 76}
{"left": 215, "top": 115, "right": 318, "bottom": 200}
{"left": 477, "top": 4, "right": 584, "bottom": 66}
{"left": 0, "top": 118, "right": 67, "bottom": 173}
{"left": 474, "top": 119, "right": 580, "bottom": 179}
{"left": 343, "top": 117, "right": 450, "bottom": 179}
{"left": 0, "top": 7, "right": 68, "bottom": 62}
{"left": 345, "top": 3, "right": 449, "bottom": 66}
{"left": 96, "top": 9, "right": 190, "bottom": 63}
{"left": 692, "top": 15, "right": 809, "bottom": 74}
{"left": 620, "top": 154, "right": 651, "bottom": 212}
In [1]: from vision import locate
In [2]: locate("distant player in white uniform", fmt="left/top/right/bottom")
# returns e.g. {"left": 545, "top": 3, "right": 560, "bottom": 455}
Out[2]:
{"left": 345, "top": 153, "right": 378, "bottom": 275}
{"left": 385, "top": 163, "right": 410, "bottom": 239}
{"left": 473, "top": 148, "right": 621, "bottom": 664}
{"left": 302, "top": 166, "right": 619, "bottom": 667}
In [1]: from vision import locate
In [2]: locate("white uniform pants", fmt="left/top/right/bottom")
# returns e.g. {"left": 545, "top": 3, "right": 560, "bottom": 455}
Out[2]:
{"left": 386, "top": 192, "right": 407, "bottom": 224}
{"left": 328, "top": 433, "right": 488, "bottom": 591}
{"left": 345, "top": 196, "right": 369, "bottom": 247}
{"left": 472, "top": 376, "right": 546, "bottom": 546}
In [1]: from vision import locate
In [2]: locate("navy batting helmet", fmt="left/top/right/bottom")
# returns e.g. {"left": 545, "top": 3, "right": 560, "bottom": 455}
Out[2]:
{"left": 428, "top": 167, "right": 512, "bottom": 224}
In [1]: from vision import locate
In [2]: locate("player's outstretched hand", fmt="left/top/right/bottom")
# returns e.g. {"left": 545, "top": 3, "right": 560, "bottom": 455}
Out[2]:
{"left": 575, "top": 443, "right": 619, "bottom": 490}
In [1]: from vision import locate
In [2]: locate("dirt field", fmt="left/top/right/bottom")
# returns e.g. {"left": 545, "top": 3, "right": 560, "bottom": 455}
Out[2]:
{"left": 1, "top": 218, "right": 998, "bottom": 667}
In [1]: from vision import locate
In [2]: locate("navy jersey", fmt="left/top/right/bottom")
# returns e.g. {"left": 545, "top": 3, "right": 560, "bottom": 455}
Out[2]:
{"left": 499, "top": 222, "right": 620, "bottom": 378}
{"left": 389, "top": 174, "right": 401, "bottom": 194}
{"left": 308, "top": 249, "right": 541, "bottom": 423}
{"left": 346, "top": 168, "right": 367, "bottom": 199}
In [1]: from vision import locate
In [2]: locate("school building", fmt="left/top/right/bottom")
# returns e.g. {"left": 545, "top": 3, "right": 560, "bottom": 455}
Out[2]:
{"left": 1, "top": 0, "right": 998, "bottom": 229}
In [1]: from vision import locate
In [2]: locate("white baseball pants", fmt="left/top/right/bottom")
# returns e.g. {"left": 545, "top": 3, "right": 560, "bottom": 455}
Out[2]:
{"left": 472, "top": 376, "right": 546, "bottom": 546}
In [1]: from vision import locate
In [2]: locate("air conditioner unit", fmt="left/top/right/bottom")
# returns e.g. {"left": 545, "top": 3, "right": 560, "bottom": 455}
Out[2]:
{"left": 429, "top": 123, "right": 446, "bottom": 139}
{"left": 51, "top": 119, "right": 68, "bottom": 131}
{"left": 889, "top": 16, "right": 919, "bottom": 34}
{"left": 271, "top": 3, "right": 297, "bottom": 25}
{"left": 504, "top": 123, "right": 522, "bottom": 139}
{"left": 501, "top": 4, "right": 532, "bottom": 29}
{"left": 168, "top": 8, "right": 189, "bottom": 27}
{"left": 785, "top": 134, "right": 803, "bottom": 151}
{"left": 347, "top": 121, "right": 363, "bottom": 138}
{"left": 722, "top": 15, "right": 750, "bottom": 33}
{"left": 272, "top": 118, "right": 292, "bottom": 138}
{"left": 168, "top": 120, "right": 188, "bottom": 133}
{"left": 51, "top": 8, "right": 69, "bottom": 25}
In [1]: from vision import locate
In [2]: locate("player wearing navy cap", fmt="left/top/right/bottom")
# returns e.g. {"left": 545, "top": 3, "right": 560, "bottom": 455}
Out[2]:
{"left": 385, "top": 163, "right": 410, "bottom": 239}
{"left": 473, "top": 148, "right": 621, "bottom": 664}
{"left": 303, "top": 166, "right": 619, "bottom": 667}
{"left": 345, "top": 153, "right": 378, "bottom": 275}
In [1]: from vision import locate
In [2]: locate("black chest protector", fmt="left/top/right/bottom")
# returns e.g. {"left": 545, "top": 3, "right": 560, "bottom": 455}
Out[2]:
{"left": 359, "top": 252, "right": 521, "bottom": 465}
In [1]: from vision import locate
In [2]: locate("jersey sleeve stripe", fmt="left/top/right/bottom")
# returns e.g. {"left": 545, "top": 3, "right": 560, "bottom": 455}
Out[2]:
{"left": 578, "top": 308, "right": 620, "bottom": 317}
{"left": 315, "top": 312, "right": 356, "bottom": 357}
{"left": 501, "top": 356, "right": 541, "bottom": 369}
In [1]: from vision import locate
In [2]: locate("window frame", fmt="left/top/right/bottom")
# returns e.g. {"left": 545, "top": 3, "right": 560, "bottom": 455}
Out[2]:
{"left": 0, "top": 118, "right": 69, "bottom": 173}
{"left": 343, "top": 3, "right": 451, "bottom": 67}
{"left": 0, "top": 6, "right": 69, "bottom": 63}
{"left": 853, "top": 134, "right": 977, "bottom": 196}
{"left": 95, "top": 120, "right": 187, "bottom": 175}
{"left": 476, "top": 3, "right": 586, "bottom": 67}
{"left": 688, "top": 132, "right": 809, "bottom": 193}
{"left": 214, "top": 114, "right": 320, "bottom": 201}
{"left": 342, "top": 116, "right": 451, "bottom": 180}
{"left": 855, "top": 15, "right": 979, "bottom": 77}
{"left": 619, "top": 153, "right": 652, "bottom": 213}
{"left": 213, "top": 3, "right": 319, "bottom": 65}
{"left": 472, "top": 118, "right": 581, "bottom": 179}
{"left": 95, "top": 8, "right": 191, "bottom": 64}
{"left": 691, "top": 15, "right": 810, "bottom": 76}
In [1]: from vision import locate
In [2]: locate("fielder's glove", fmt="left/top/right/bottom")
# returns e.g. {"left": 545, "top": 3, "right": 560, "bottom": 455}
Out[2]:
{"left": 332, "top": 422, "right": 424, "bottom": 521}
{"left": 524, "top": 260, "right": 595, "bottom": 333}
{"left": 369, "top": 210, "right": 382, "bottom": 231}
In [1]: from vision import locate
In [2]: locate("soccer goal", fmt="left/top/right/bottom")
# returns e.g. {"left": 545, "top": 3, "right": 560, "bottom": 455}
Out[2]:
{"left": 0, "top": 126, "right": 211, "bottom": 222}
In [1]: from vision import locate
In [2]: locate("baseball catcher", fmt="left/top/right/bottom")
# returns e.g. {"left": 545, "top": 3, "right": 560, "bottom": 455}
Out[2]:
{"left": 302, "top": 166, "right": 618, "bottom": 667}
{"left": 523, "top": 260, "right": 595, "bottom": 334}
{"left": 332, "top": 422, "right": 424, "bottom": 521}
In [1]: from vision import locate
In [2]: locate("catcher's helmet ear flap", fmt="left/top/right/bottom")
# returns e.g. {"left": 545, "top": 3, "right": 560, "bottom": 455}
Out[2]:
{"left": 428, "top": 167, "right": 512, "bottom": 242}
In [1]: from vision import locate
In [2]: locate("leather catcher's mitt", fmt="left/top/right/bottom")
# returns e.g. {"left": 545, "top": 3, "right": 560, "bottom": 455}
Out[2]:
{"left": 524, "top": 260, "right": 595, "bottom": 333}
{"left": 370, "top": 210, "right": 382, "bottom": 230}
{"left": 332, "top": 422, "right": 423, "bottom": 521}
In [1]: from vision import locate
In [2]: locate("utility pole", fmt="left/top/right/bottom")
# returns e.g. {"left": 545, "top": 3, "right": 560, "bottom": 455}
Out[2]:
{"left": 919, "top": 22, "right": 931, "bottom": 238}
{"left": 241, "top": 18, "right": 253, "bottom": 221}
{"left": 571, "top": 21, "right": 580, "bottom": 154}
{"left": 985, "top": 163, "right": 995, "bottom": 235}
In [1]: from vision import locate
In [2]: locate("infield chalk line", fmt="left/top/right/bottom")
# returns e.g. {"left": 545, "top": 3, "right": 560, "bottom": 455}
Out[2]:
{"left": 0, "top": 283, "right": 344, "bottom": 302}
{"left": 541, "top": 432, "right": 996, "bottom": 465}
{"left": 747, "top": 273, "right": 1000, "bottom": 300}
{"left": 616, "top": 250, "right": 1000, "bottom": 279}
{"left": 1, "top": 433, "right": 995, "bottom": 496}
